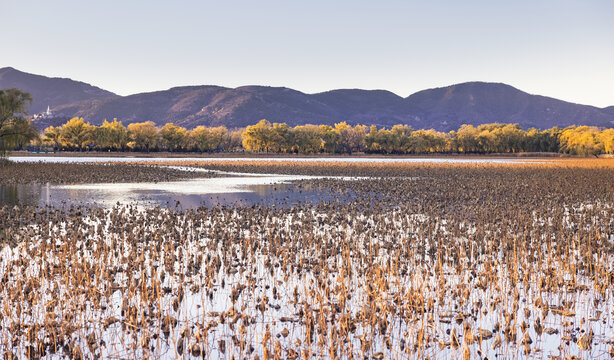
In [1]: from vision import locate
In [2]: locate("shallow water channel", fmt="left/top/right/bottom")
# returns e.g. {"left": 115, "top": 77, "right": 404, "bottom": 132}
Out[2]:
{"left": 2, "top": 156, "right": 540, "bottom": 209}
{"left": 0, "top": 174, "right": 343, "bottom": 209}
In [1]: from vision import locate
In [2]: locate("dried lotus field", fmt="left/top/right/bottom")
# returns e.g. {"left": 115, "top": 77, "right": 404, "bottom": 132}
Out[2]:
{"left": 1, "top": 159, "right": 614, "bottom": 360}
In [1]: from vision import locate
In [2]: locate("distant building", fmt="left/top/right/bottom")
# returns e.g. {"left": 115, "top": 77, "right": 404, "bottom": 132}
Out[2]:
{"left": 32, "top": 105, "right": 54, "bottom": 120}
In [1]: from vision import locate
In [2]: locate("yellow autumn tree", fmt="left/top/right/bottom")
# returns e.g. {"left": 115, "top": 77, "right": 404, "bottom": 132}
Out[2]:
{"left": 598, "top": 128, "right": 614, "bottom": 154}
{"left": 159, "top": 123, "right": 188, "bottom": 151}
{"left": 189, "top": 126, "right": 227, "bottom": 152}
{"left": 96, "top": 119, "right": 129, "bottom": 150}
{"left": 242, "top": 119, "right": 274, "bottom": 152}
{"left": 42, "top": 126, "right": 62, "bottom": 149}
{"left": 559, "top": 126, "right": 603, "bottom": 156}
{"left": 334, "top": 122, "right": 367, "bottom": 154}
{"left": 127, "top": 121, "right": 159, "bottom": 151}
{"left": 291, "top": 125, "right": 323, "bottom": 154}
{"left": 59, "top": 117, "right": 94, "bottom": 150}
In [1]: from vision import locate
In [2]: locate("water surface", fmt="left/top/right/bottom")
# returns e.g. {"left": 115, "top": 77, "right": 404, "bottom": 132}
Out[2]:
{"left": 0, "top": 176, "right": 343, "bottom": 209}
{"left": 3, "top": 156, "right": 537, "bottom": 208}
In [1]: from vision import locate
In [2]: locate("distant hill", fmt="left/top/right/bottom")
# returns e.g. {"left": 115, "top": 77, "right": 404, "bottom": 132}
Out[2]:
{"left": 0, "top": 67, "right": 117, "bottom": 114}
{"left": 52, "top": 86, "right": 413, "bottom": 129}
{"left": 1, "top": 67, "right": 613, "bottom": 131}
{"left": 404, "top": 82, "right": 614, "bottom": 131}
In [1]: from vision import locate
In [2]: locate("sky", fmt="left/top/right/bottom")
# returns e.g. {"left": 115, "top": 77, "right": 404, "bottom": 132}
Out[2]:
{"left": 2, "top": 0, "right": 613, "bottom": 107}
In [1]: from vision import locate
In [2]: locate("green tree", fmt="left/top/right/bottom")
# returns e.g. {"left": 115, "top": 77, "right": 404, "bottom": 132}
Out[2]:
{"left": 0, "top": 89, "right": 38, "bottom": 156}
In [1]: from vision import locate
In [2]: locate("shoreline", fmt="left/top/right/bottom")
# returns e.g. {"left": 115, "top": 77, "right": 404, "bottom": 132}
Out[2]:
{"left": 9, "top": 150, "right": 570, "bottom": 159}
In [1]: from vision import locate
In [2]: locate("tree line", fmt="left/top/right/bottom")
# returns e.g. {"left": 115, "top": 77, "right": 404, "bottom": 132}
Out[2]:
{"left": 33, "top": 117, "right": 614, "bottom": 156}
{"left": 4, "top": 88, "right": 612, "bottom": 157}
{"left": 41, "top": 118, "right": 243, "bottom": 153}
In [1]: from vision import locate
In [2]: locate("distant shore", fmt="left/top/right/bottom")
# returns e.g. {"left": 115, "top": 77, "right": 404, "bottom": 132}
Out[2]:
{"left": 10, "top": 150, "right": 572, "bottom": 159}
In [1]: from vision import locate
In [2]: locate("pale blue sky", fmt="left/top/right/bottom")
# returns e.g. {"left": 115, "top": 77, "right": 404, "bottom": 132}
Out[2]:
{"left": 2, "top": 0, "right": 613, "bottom": 107}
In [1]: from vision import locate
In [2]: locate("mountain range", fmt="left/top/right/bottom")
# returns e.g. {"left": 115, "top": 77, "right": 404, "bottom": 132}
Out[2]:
{"left": 1, "top": 66, "right": 613, "bottom": 131}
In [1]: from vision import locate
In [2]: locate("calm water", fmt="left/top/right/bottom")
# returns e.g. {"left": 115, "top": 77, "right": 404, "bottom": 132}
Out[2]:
{"left": 3, "top": 156, "right": 538, "bottom": 208}
{"left": 0, "top": 176, "right": 345, "bottom": 209}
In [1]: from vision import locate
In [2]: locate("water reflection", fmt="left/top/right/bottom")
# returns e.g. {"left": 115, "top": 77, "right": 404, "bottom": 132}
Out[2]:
{"left": 0, "top": 183, "right": 49, "bottom": 206}
{"left": 0, "top": 177, "right": 340, "bottom": 209}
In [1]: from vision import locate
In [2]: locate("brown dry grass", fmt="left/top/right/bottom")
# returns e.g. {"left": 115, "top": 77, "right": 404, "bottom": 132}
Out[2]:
{"left": 0, "top": 159, "right": 613, "bottom": 359}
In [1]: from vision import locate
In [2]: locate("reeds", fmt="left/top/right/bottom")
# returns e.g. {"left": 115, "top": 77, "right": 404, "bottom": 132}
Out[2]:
{"left": 0, "top": 159, "right": 613, "bottom": 359}
{"left": 0, "top": 161, "right": 210, "bottom": 185}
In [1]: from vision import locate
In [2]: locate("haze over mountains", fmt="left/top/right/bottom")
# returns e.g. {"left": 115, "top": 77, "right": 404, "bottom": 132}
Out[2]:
{"left": 1, "top": 66, "right": 613, "bottom": 131}
{"left": 0, "top": 67, "right": 117, "bottom": 114}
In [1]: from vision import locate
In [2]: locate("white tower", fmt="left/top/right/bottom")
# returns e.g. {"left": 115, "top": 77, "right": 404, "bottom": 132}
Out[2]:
{"left": 46, "top": 106, "right": 52, "bottom": 117}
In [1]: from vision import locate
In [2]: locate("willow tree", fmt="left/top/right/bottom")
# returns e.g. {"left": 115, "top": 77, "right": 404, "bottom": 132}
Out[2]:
{"left": 291, "top": 125, "right": 323, "bottom": 154}
{"left": 42, "top": 126, "right": 62, "bottom": 149}
{"left": 452, "top": 124, "right": 480, "bottom": 153}
{"left": 59, "top": 117, "right": 94, "bottom": 150}
{"left": 0, "top": 89, "right": 38, "bottom": 156}
{"left": 127, "top": 121, "right": 159, "bottom": 152}
{"left": 96, "top": 119, "right": 129, "bottom": 150}
{"left": 334, "top": 122, "right": 367, "bottom": 154}
{"left": 242, "top": 119, "right": 274, "bottom": 152}
{"left": 319, "top": 125, "right": 338, "bottom": 153}
{"left": 159, "top": 123, "right": 188, "bottom": 151}
{"left": 559, "top": 126, "right": 604, "bottom": 156}
{"left": 189, "top": 126, "right": 227, "bottom": 152}
{"left": 599, "top": 129, "right": 614, "bottom": 154}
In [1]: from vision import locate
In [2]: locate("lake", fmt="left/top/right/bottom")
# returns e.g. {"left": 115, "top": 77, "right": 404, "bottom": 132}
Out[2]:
{"left": 0, "top": 174, "right": 351, "bottom": 209}
{"left": 1, "top": 156, "right": 540, "bottom": 208}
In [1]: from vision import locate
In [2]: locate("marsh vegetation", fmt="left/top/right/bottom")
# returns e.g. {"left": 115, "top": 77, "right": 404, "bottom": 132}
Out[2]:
{"left": 0, "top": 161, "right": 208, "bottom": 185}
{"left": 0, "top": 159, "right": 613, "bottom": 359}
